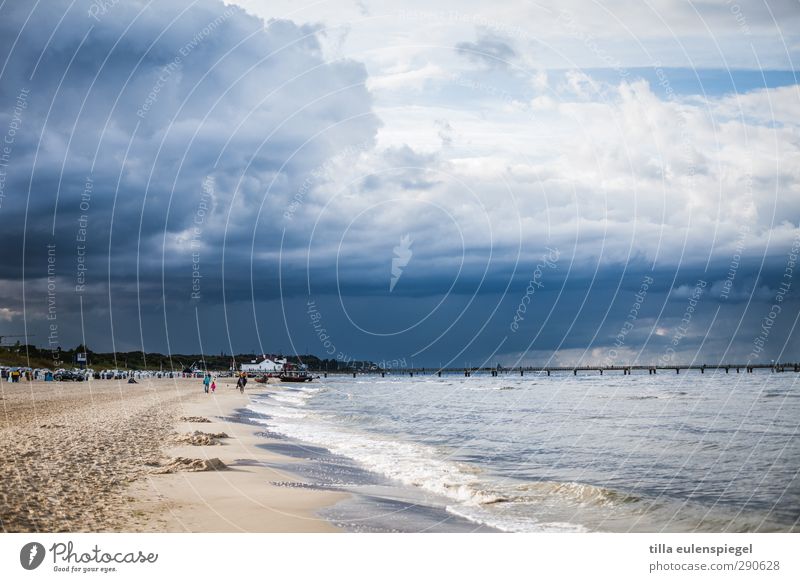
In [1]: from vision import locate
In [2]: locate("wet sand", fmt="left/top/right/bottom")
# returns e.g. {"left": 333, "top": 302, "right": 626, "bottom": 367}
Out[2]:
{"left": 0, "top": 377, "right": 341, "bottom": 532}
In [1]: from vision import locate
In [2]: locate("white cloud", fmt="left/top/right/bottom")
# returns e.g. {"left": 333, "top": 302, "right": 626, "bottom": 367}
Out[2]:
{"left": 366, "top": 63, "right": 446, "bottom": 92}
{"left": 282, "top": 71, "right": 800, "bottom": 283}
{"left": 0, "top": 307, "right": 19, "bottom": 321}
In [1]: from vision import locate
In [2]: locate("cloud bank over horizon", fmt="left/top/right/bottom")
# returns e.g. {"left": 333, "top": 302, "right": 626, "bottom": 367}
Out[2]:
{"left": 0, "top": 0, "right": 797, "bottom": 366}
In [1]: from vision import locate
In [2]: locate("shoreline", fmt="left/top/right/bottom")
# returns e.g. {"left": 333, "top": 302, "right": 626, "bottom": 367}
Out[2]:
{"left": 122, "top": 377, "right": 344, "bottom": 532}
{"left": 246, "top": 386, "right": 500, "bottom": 533}
{"left": 0, "top": 377, "right": 344, "bottom": 533}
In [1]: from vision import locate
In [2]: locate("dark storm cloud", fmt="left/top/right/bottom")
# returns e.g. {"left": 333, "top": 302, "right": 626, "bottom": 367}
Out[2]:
{"left": 0, "top": 0, "right": 379, "bottom": 344}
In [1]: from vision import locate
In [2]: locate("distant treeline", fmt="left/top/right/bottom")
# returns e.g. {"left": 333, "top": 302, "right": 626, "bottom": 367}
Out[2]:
{"left": 0, "top": 343, "right": 377, "bottom": 371}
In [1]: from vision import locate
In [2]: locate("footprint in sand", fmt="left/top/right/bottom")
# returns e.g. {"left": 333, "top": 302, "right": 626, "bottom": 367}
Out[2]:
{"left": 150, "top": 457, "right": 228, "bottom": 474}
{"left": 171, "top": 431, "right": 230, "bottom": 446}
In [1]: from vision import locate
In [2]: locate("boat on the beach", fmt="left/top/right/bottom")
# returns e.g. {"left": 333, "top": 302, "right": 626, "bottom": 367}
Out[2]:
{"left": 279, "top": 370, "right": 313, "bottom": 382}
{"left": 240, "top": 360, "right": 312, "bottom": 382}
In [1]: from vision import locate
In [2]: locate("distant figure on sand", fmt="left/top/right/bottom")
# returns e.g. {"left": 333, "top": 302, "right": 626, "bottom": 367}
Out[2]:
{"left": 203, "top": 373, "right": 211, "bottom": 393}
{"left": 237, "top": 372, "right": 247, "bottom": 393}
{"left": 211, "top": 378, "right": 216, "bottom": 393}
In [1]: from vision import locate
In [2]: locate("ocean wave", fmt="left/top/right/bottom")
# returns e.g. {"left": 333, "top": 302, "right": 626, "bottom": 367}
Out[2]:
{"left": 258, "top": 386, "right": 323, "bottom": 406}
{"left": 512, "top": 481, "right": 641, "bottom": 507}
{"left": 446, "top": 504, "right": 589, "bottom": 533}
{"left": 248, "top": 402, "right": 309, "bottom": 419}
{"left": 627, "top": 391, "right": 689, "bottom": 400}
{"left": 460, "top": 384, "right": 526, "bottom": 392}
{"left": 252, "top": 386, "right": 644, "bottom": 532}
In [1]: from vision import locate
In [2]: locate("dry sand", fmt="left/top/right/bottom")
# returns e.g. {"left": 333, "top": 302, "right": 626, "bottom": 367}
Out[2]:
{"left": 0, "top": 377, "right": 342, "bottom": 532}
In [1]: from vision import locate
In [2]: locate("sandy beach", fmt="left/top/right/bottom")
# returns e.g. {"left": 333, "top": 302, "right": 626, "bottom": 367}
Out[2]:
{"left": 0, "top": 377, "right": 342, "bottom": 532}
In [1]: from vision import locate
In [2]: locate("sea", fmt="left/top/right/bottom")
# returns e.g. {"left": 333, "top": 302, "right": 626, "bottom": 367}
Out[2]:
{"left": 246, "top": 370, "right": 800, "bottom": 532}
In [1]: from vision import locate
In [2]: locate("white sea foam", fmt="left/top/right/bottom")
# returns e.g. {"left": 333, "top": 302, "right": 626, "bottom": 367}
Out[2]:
{"left": 251, "top": 397, "right": 493, "bottom": 501}
{"left": 247, "top": 386, "right": 592, "bottom": 532}
{"left": 446, "top": 504, "right": 589, "bottom": 533}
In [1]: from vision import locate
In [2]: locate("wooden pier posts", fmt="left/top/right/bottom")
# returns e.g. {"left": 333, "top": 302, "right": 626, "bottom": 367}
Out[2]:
{"left": 313, "top": 363, "right": 796, "bottom": 378}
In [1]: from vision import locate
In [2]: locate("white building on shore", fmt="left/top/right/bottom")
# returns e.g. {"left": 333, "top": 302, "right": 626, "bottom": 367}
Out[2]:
{"left": 240, "top": 357, "right": 286, "bottom": 374}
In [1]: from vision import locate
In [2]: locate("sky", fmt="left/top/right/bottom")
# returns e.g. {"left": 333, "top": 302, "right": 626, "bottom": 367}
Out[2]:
{"left": 0, "top": 0, "right": 798, "bottom": 367}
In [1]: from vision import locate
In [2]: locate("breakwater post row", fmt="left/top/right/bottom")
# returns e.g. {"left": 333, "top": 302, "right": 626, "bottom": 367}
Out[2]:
{"left": 314, "top": 363, "right": 800, "bottom": 377}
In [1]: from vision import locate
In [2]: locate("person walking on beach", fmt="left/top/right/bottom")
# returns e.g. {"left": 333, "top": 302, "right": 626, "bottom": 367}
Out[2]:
{"left": 238, "top": 372, "right": 247, "bottom": 394}
{"left": 203, "top": 373, "right": 211, "bottom": 394}
{"left": 211, "top": 377, "right": 216, "bottom": 393}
